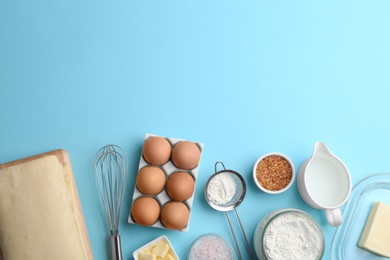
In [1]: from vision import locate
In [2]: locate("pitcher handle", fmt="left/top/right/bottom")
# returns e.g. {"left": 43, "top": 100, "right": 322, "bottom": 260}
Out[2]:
{"left": 325, "top": 208, "right": 342, "bottom": 227}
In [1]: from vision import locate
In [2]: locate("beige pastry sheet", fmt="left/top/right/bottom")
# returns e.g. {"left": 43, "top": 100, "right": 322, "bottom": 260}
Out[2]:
{"left": 0, "top": 150, "right": 93, "bottom": 260}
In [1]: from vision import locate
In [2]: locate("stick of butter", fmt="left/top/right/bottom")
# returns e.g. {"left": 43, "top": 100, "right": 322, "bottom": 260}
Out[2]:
{"left": 152, "top": 242, "right": 169, "bottom": 258}
{"left": 358, "top": 201, "right": 390, "bottom": 258}
{"left": 138, "top": 241, "right": 177, "bottom": 260}
{"left": 139, "top": 252, "right": 156, "bottom": 260}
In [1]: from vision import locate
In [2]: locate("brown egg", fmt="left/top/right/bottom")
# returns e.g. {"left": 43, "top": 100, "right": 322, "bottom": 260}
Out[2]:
{"left": 160, "top": 201, "right": 190, "bottom": 230}
{"left": 131, "top": 196, "right": 160, "bottom": 226}
{"left": 142, "top": 136, "right": 172, "bottom": 165}
{"left": 136, "top": 166, "right": 166, "bottom": 195}
{"left": 171, "top": 141, "right": 201, "bottom": 170}
{"left": 166, "top": 171, "right": 195, "bottom": 201}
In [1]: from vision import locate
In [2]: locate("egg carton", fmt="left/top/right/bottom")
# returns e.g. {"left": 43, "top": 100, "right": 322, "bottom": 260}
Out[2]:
{"left": 128, "top": 133, "right": 204, "bottom": 232}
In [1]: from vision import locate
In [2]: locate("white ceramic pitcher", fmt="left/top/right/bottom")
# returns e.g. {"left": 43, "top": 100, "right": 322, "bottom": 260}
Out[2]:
{"left": 297, "top": 142, "right": 352, "bottom": 227}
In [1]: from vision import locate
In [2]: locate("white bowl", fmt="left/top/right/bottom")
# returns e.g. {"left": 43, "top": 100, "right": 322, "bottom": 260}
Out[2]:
{"left": 133, "top": 235, "right": 179, "bottom": 260}
{"left": 253, "top": 152, "right": 295, "bottom": 194}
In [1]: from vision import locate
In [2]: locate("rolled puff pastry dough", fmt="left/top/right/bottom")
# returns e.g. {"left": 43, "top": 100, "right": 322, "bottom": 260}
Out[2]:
{"left": 0, "top": 150, "right": 93, "bottom": 260}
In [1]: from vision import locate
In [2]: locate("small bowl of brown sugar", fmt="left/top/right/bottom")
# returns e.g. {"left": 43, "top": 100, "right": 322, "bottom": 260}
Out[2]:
{"left": 253, "top": 152, "right": 295, "bottom": 194}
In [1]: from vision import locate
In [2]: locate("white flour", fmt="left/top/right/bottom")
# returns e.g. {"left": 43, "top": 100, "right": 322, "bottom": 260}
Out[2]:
{"left": 207, "top": 172, "right": 236, "bottom": 205}
{"left": 263, "top": 212, "right": 323, "bottom": 260}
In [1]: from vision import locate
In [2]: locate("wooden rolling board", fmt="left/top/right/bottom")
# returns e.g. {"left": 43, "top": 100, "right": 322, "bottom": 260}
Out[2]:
{"left": 0, "top": 150, "right": 93, "bottom": 260}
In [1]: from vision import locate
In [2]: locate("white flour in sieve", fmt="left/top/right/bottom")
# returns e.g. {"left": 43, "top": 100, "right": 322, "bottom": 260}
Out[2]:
{"left": 207, "top": 172, "right": 237, "bottom": 205}
{"left": 263, "top": 212, "right": 323, "bottom": 260}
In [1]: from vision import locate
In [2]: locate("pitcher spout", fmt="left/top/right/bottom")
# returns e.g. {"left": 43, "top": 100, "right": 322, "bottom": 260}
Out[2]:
{"left": 313, "top": 142, "right": 332, "bottom": 157}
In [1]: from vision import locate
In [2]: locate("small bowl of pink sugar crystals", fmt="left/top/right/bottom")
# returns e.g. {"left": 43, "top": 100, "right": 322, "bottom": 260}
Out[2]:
{"left": 188, "top": 233, "right": 234, "bottom": 260}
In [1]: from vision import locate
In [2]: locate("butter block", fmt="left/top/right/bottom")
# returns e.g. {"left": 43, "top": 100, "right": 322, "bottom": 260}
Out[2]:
{"left": 152, "top": 242, "right": 169, "bottom": 258}
{"left": 358, "top": 201, "right": 390, "bottom": 258}
{"left": 139, "top": 252, "right": 157, "bottom": 260}
{"left": 164, "top": 253, "right": 175, "bottom": 260}
{"left": 133, "top": 235, "right": 178, "bottom": 260}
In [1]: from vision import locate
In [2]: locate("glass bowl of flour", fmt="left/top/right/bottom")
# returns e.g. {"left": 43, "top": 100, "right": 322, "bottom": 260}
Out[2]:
{"left": 253, "top": 208, "right": 324, "bottom": 260}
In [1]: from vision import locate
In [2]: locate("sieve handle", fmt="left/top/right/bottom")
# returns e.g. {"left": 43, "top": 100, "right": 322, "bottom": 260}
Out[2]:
{"left": 225, "top": 212, "right": 243, "bottom": 260}
{"left": 234, "top": 208, "right": 255, "bottom": 260}
{"left": 214, "top": 161, "right": 226, "bottom": 173}
{"left": 110, "top": 235, "right": 122, "bottom": 260}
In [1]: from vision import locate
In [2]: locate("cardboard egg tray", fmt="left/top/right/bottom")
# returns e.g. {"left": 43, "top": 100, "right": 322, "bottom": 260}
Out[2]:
{"left": 128, "top": 133, "right": 204, "bottom": 232}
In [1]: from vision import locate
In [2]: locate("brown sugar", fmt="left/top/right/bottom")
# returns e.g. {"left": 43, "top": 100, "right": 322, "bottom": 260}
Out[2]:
{"left": 256, "top": 155, "right": 292, "bottom": 191}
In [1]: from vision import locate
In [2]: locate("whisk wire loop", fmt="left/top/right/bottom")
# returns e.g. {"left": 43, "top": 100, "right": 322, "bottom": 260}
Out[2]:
{"left": 94, "top": 145, "right": 128, "bottom": 235}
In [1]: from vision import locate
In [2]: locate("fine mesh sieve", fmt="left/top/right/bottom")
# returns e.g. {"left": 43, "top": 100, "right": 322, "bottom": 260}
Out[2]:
{"left": 204, "top": 162, "right": 254, "bottom": 260}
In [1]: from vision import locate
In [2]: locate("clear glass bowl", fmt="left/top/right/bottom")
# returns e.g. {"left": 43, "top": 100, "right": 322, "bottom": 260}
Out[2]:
{"left": 330, "top": 173, "right": 390, "bottom": 259}
{"left": 253, "top": 208, "right": 324, "bottom": 260}
{"left": 187, "top": 233, "right": 234, "bottom": 260}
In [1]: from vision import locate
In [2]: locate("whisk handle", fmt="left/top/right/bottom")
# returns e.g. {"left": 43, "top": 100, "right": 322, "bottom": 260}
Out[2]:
{"left": 110, "top": 235, "right": 123, "bottom": 260}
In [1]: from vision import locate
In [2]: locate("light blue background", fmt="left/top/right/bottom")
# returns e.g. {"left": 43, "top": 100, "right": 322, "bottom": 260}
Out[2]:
{"left": 1, "top": 1, "right": 390, "bottom": 259}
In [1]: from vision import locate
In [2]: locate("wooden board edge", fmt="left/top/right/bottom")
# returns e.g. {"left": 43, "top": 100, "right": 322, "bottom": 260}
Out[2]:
{"left": 62, "top": 154, "right": 94, "bottom": 260}
{"left": 0, "top": 149, "right": 69, "bottom": 169}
